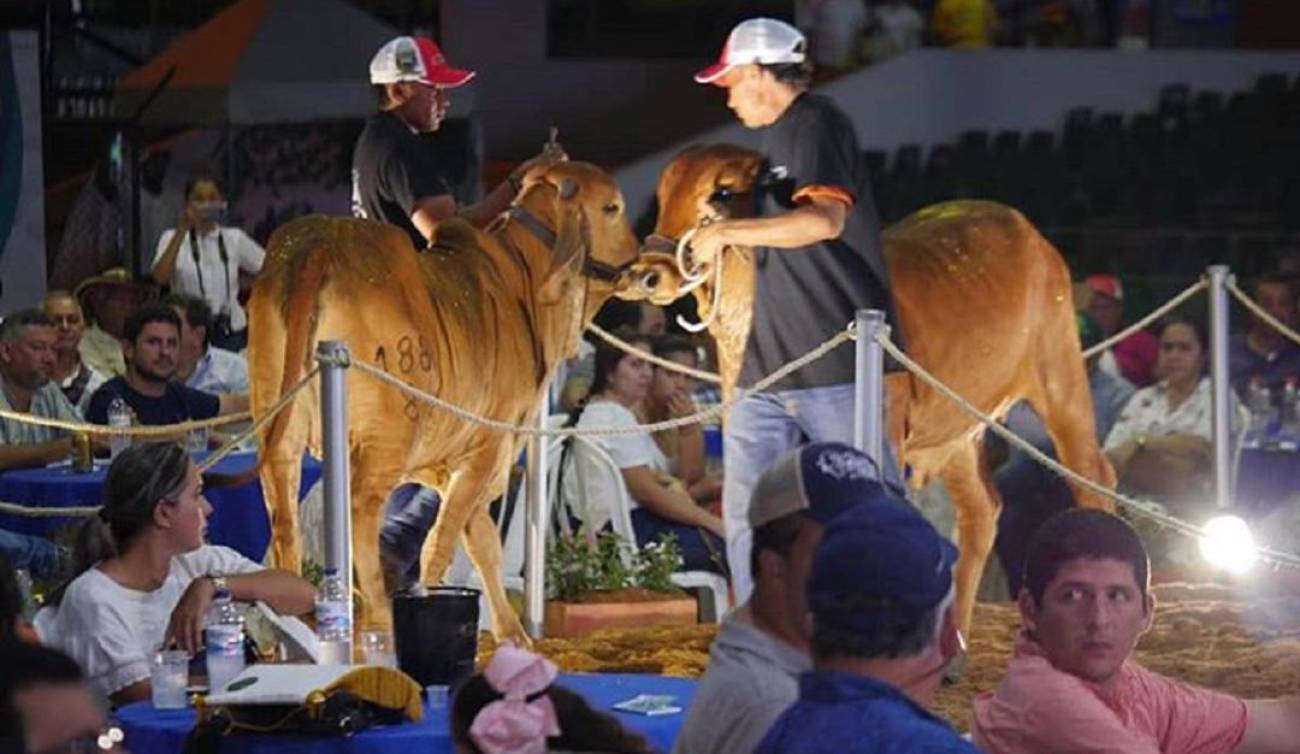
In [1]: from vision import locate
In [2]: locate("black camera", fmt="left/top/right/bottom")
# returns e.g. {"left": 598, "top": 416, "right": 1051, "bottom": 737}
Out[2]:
{"left": 211, "top": 313, "right": 234, "bottom": 343}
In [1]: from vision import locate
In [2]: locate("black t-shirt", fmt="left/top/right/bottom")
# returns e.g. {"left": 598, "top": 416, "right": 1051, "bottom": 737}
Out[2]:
{"left": 739, "top": 92, "right": 902, "bottom": 391}
{"left": 86, "top": 376, "right": 221, "bottom": 426}
{"left": 351, "top": 111, "right": 453, "bottom": 249}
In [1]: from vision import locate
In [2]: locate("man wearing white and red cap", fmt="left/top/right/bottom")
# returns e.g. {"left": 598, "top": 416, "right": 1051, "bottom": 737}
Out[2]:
{"left": 353, "top": 36, "right": 562, "bottom": 249}
{"left": 687, "top": 18, "right": 904, "bottom": 603}
{"left": 1085, "top": 273, "right": 1159, "bottom": 387}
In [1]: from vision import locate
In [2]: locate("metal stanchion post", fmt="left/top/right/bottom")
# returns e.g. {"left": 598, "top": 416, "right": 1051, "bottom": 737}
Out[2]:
{"left": 524, "top": 396, "right": 549, "bottom": 638}
{"left": 1207, "top": 266, "right": 1233, "bottom": 509}
{"left": 317, "top": 341, "right": 353, "bottom": 616}
{"left": 853, "top": 309, "right": 887, "bottom": 467}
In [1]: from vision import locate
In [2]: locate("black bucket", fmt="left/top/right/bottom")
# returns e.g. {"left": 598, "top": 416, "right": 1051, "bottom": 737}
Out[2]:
{"left": 391, "top": 587, "right": 480, "bottom": 689}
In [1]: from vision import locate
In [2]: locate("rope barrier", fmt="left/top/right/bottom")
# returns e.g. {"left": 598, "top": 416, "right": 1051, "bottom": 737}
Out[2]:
{"left": 872, "top": 331, "right": 1300, "bottom": 570}
{"left": 1081, "top": 278, "right": 1208, "bottom": 360}
{"left": 0, "top": 368, "right": 321, "bottom": 517}
{"left": 0, "top": 407, "right": 251, "bottom": 436}
{"left": 585, "top": 323, "right": 723, "bottom": 383}
{"left": 343, "top": 325, "right": 854, "bottom": 437}
{"left": 1227, "top": 280, "right": 1300, "bottom": 350}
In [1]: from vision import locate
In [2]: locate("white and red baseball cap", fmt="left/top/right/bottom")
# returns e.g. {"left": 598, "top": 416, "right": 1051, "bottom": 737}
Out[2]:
{"left": 1085, "top": 273, "right": 1124, "bottom": 301}
{"left": 369, "top": 36, "right": 475, "bottom": 88}
{"left": 695, "top": 18, "right": 807, "bottom": 85}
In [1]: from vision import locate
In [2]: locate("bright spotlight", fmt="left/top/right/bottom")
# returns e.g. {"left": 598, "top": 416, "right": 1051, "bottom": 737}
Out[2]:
{"left": 1198, "top": 515, "right": 1259, "bottom": 574}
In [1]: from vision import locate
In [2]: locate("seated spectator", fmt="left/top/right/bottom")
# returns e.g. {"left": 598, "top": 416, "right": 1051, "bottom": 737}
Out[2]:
{"left": 562, "top": 330, "right": 726, "bottom": 573}
{"left": 995, "top": 312, "right": 1135, "bottom": 594}
{"left": 0, "top": 642, "right": 117, "bottom": 754}
{"left": 86, "top": 305, "right": 248, "bottom": 427}
{"left": 1085, "top": 273, "right": 1160, "bottom": 387}
{"left": 1104, "top": 316, "right": 1245, "bottom": 502}
{"left": 755, "top": 496, "right": 977, "bottom": 753}
{"left": 675, "top": 442, "right": 884, "bottom": 754}
{"left": 164, "top": 293, "right": 249, "bottom": 396}
{"left": 46, "top": 442, "right": 316, "bottom": 704}
{"left": 1228, "top": 272, "right": 1300, "bottom": 397}
{"left": 558, "top": 300, "right": 666, "bottom": 412}
{"left": 42, "top": 290, "right": 107, "bottom": 415}
{"left": 644, "top": 334, "right": 721, "bottom": 504}
{"left": 973, "top": 509, "right": 1300, "bottom": 752}
{"left": 73, "top": 267, "right": 154, "bottom": 377}
{"left": 0, "top": 528, "right": 63, "bottom": 584}
{"left": 451, "top": 642, "right": 650, "bottom": 754}
{"left": 930, "top": 0, "right": 999, "bottom": 48}
{"left": 0, "top": 309, "right": 83, "bottom": 471}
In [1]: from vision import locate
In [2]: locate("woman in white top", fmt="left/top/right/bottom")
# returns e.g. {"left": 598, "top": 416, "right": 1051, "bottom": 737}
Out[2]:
{"left": 565, "top": 331, "right": 726, "bottom": 574}
{"left": 643, "top": 334, "right": 722, "bottom": 504}
{"left": 151, "top": 177, "right": 265, "bottom": 352}
{"left": 1104, "top": 316, "right": 1244, "bottom": 500}
{"left": 48, "top": 442, "right": 315, "bottom": 705}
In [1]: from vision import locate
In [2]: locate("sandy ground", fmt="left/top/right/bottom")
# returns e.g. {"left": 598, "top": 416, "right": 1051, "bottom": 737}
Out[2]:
{"left": 482, "top": 583, "right": 1300, "bottom": 731}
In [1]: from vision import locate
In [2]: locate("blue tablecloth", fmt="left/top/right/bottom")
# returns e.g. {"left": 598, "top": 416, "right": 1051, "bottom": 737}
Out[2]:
{"left": 1236, "top": 445, "right": 1300, "bottom": 514}
{"left": 0, "top": 452, "right": 321, "bottom": 562}
{"left": 116, "top": 672, "right": 696, "bottom": 754}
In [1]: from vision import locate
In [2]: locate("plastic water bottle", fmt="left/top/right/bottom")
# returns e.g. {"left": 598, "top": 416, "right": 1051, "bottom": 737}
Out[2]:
{"left": 107, "top": 398, "right": 132, "bottom": 460}
{"left": 205, "top": 589, "right": 246, "bottom": 692}
{"left": 315, "top": 568, "right": 353, "bottom": 664}
{"left": 1247, "top": 378, "right": 1273, "bottom": 435}
{"left": 1283, "top": 377, "right": 1299, "bottom": 435}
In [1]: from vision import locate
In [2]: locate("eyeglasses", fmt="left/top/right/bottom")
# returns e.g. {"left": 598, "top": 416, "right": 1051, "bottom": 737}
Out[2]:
{"left": 30, "top": 725, "right": 125, "bottom": 754}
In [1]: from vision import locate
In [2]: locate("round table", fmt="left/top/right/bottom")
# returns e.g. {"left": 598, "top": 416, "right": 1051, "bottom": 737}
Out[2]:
{"left": 116, "top": 672, "right": 696, "bottom": 754}
{"left": 0, "top": 451, "right": 321, "bottom": 562}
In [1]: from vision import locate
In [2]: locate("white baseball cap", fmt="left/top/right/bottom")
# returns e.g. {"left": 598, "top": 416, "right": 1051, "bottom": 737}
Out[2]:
{"left": 695, "top": 18, "right": 807, "bottom": 85}
{"left": 369, "top": 36, "right": 475, "bottom": 88}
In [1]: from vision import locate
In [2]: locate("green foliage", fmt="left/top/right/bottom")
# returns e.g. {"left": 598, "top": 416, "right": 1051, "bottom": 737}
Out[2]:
{"left": 546, "top": 530, "right": 684, "bottom": 602}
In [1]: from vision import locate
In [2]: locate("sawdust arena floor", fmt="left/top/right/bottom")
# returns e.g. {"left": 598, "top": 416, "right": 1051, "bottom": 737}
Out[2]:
{"left": 480, "top": 583, "right": 1300, "bottom": 731}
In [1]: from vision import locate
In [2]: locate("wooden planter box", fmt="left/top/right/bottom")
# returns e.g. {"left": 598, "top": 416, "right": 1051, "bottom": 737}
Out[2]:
{"left": 544, "top": 589, "right": 697, "bottom": 638}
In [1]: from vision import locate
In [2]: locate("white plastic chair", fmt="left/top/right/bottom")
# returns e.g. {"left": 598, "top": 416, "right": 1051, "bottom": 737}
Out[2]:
{"left": 559, "top": 437, "right": 731, "bottom": 622}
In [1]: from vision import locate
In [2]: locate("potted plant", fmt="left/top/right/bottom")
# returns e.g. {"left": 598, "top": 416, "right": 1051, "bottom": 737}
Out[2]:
{"left": 543, "top": 531, "right": 698, "bottom": 637}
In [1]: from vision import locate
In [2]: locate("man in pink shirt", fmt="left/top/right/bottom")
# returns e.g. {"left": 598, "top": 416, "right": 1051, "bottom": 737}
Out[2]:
{"left": 972, "top": 510, "right": 1300, "bottom": 753}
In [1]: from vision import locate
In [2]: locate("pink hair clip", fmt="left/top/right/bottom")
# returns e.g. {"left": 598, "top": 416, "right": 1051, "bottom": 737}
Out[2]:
{"left": 469, "top": 643, "right": 561, "bottom": 754}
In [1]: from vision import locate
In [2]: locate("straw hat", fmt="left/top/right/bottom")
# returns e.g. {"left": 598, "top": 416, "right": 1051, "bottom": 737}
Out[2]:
{"left": 73, "top": 267, "right": 156, "bottom": 316}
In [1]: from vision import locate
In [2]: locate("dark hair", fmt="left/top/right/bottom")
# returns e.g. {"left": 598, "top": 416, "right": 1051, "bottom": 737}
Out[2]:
{"left": 183, "top": 175, "right": 224, "bottom": 202}
{"left": 163, "top": 292, "right": 213, "bottom": 347}
{"left": 451, "top": 674, "right": 650, "bottom": 754}
{"left": 749, "top": 512, "right": 808, "bottom": 580}
{"left": 762, "top": 60, "right": 813, "bottom": 88}
{"left": 590, "top": 300, "right": 644, "bottom": 338}
{"left": 0, "top": 642, "right": 87, "bottom": 752}
{"left": 565, "top": 327, "right": 649, "bottom": 428}
{"left": 0, "top": 557, "right": 22, "bottom": 644}
{"left": 811, "top": 598, "right": 946, "bottom": 661}
{"left": 51, "top": 443, "right": 191, "bottom": 606}
{"left": 1251, "top": 271, "right": 1294, "bottom": 299}
{"left": 0, "top": 309, "right": 53, "bottom": 342}
{"left": 123, "top": 304, "right": 181, "bottom": 344}
{"left": 651, "top": 333, "right": 697, "bottom": 363}
{"left": 1023, "top": 509, "right": 1150, "bottom": 607}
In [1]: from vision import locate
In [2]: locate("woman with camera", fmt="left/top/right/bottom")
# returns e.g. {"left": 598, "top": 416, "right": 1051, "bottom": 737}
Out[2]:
{"left": 151, "top": 177, "right": 264, "bottom": 352}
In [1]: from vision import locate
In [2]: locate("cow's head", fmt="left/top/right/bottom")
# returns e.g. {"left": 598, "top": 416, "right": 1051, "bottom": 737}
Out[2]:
{"left": 514, "top": 161, "right": 639, "bottom": 305}
{"left": 619, "top": 143, "right": 763, "bottom": 304}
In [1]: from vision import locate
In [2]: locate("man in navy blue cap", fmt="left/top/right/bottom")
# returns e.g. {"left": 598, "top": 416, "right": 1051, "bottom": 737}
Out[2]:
{"left": 676, "top": 442, "right": 898, "bottom": 754}
{"left": 755, "top": 489, "right": 978, "bottom": 753}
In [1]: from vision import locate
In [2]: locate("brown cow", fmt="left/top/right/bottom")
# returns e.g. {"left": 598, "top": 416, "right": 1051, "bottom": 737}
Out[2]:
{"left": 248, "top": 162, "right": 638, "bottom": 643}
{"left": 622, "top": 144, "right": 1116, "bottom": 634}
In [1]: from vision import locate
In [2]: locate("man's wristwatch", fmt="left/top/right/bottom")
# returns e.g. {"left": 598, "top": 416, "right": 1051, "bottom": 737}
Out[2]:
{"left": 208, "top": 574, "right": 229, "bottom": 595}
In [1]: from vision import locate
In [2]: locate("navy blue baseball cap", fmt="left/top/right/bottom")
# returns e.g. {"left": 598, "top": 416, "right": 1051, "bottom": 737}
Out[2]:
{"left": 808, "top": 495, "right": 959, "bottom": 632}
{"left": 748, "top": 442, "right": 897, "bottom": 529}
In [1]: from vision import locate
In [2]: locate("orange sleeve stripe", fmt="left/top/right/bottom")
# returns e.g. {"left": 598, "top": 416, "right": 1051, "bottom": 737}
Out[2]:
{"left": 793, "top": 184, "right": 855, "bottom": 208}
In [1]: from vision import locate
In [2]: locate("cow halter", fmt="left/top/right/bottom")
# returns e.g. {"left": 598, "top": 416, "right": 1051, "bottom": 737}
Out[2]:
{"left": 501, "top": 205, "right": 628, "bottom": 284}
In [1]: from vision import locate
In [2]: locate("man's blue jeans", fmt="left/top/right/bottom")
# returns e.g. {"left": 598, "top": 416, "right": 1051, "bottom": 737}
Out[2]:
{"left": 722, "top": 383, "right": 903, "bottom": 603}
{"left": 0, "top": 528, "right": 61, "bottom": 580}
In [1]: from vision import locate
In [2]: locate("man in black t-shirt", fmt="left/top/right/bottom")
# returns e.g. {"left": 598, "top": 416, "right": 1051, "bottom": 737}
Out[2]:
{"left": 688, "top": 18, "right": 906, "bottom": 602}
{"left": 86, "top": 305, "right": 245, "bottom": 429}
{"left": 353, "top": 35, "right": 564, "bottom": 249}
